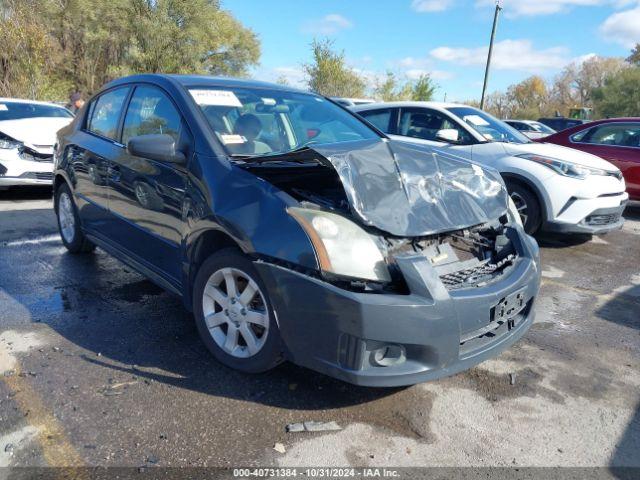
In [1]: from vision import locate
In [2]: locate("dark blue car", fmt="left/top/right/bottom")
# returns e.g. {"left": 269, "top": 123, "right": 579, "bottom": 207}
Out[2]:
{"left": 53, "top": 74, "right": 540, "bottom": 386}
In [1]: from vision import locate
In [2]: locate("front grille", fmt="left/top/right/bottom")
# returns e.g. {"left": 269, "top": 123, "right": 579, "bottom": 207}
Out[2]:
{"left": 19, "top": 172, "right": 53, "bottom": 181}
{"left": 35, "top": 172, "right": 53, "bottom": 181}
{"left": 439, "top": 254, "right": 516, "bottom": 291}
{"left": 585, "top": 213, "right": 621, "bottom": 226}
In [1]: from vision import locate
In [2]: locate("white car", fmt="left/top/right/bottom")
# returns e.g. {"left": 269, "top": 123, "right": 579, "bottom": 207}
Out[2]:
{"left": 352, "top": 101, "right": 628, "bottom": 235}
{"left": 331, "top": 97, "right": 375, "bottom": 108}
{"left": 504, "top": 119, "right": 556, "bottom": 140}
{"left": 0, "top": 98, "right": 74, "bottom": 189}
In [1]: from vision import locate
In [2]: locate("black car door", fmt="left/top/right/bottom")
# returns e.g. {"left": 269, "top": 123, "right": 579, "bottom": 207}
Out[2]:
{"left": 70, "top": 87, "right": 130, "bottom": 232}
{"left": 105, "top": 84, "right": 191, "bottom": 286}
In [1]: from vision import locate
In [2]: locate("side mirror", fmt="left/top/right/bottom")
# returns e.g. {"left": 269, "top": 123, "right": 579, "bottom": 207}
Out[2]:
{"left": 435, "top": 129, "right": 460, "bottom": 144}
{"left": 127, "top": 134, "right": 185, "bottom": 164}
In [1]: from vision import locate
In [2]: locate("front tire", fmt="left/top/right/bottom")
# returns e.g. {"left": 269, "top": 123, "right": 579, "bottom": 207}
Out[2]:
{"left": 55, "top": 183, "right": 95, "bottom": 253}
{"left": 505, "top": 180, "right": 542, "bottom": 235}
{"left": 192, "top": 248, "right": 284, "bottom": 373}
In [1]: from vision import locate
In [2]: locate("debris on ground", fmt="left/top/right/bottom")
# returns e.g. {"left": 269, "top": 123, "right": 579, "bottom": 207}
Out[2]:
{"left": 286, "top": 421, "right": 342, "bottom": 433}
{"left": 4, "top": 443, "right": 14, "bottom": 454}
{"left": 509, "top": 373, "right": 516, "bottom": 385}
{"left": 273, "top": 443, "right": 286, "bottom": 454}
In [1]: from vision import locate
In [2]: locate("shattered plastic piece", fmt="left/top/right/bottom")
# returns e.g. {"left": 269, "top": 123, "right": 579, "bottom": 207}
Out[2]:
{"left": 286, "top": 421, "right": 342, "bottom": 433}
{"left": 273, "top": 443, "right": 286, "bottom": 454}
{"left": 313, "top": 139, "right": 508, "bottom": 236}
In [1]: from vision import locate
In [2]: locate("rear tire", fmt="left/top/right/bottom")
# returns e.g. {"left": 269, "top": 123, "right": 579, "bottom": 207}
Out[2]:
{"left": 505, "top": 180, "right": 542, "bottom": 235}
{"left": 192, "top": 248, "right": 284, "bottom": 373}
{"left": 55, "top": 183, "right": 95, "bottom": 253}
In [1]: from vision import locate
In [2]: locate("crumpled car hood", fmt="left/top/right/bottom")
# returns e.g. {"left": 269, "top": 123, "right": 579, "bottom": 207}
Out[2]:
{"left": 312, "top": 138, "right": 508, "bottom": 237}
{"left": 0, "top": 117, "right": 72, "bottom": 154}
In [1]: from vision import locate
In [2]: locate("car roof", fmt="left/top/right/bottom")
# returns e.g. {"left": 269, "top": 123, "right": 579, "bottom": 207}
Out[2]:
{"left": 0, "top": 97, "right": 68, "bottom": 108}
{"left": 505, "top": 119, "right": 537, "bottom": 124}
{"left": 352, "top": 101, "right": 470, "bottom": 111}
{"left": 104, "top": 73, "right": 310, "bottom": 94}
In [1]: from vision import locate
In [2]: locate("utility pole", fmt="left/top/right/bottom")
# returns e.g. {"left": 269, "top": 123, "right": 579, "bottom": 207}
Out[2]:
{"left": 480, "top": 1, "right": 502, "bottom": 110}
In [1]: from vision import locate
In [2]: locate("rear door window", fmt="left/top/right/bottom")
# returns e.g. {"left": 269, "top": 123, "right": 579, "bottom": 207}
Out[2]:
{"left": 582, "top": 123, "right": 640, "bottom": 148}
{"left": 400, "top": 108, "right": 473, "bottom": 144}
{"left": 359, "top": 109, "right": 392, "bottom": 133}
{"left": 87, "top": 88, "right": 130, "bottom": 141}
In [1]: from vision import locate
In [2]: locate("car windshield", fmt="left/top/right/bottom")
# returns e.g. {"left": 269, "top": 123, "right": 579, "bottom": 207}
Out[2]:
{"left": 448, "top": 107, "right": 531, "bottom": 144}
{"left": 0, "top": 101, "right": 73, "bottom": 121}
{"left": 530, "top": 121, "right": 555, "bottom": 134}
{"left": 188, "top": 87, "right": 380, "bottom": 157}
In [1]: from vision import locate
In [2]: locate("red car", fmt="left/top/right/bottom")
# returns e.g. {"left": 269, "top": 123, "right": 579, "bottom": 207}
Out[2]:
{"left": 541, "top": 118, "right": 640, "bottom": 200}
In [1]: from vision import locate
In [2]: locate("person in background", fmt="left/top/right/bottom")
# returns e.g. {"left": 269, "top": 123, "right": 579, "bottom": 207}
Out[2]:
{"left": 66, "top": 92, "right": 85, "bottom": 114}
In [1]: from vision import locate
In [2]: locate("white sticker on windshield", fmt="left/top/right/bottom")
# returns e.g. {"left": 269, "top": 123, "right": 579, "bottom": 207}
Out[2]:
{"left": 189, "top": 89, "right": 242, "bottom": 107}
{"left": 220, "top": 134, "right": 246, "bottom": 145}
{"left": 464, "top": 115, "right": 490, "bottom": 127}
{"left": 0, "top": 104, "right": 8, "bottom": 111}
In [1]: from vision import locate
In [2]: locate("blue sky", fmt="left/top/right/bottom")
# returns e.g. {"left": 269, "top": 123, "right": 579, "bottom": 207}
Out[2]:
{"left": 225, "top": 0, "right": 640, "bottom": 101}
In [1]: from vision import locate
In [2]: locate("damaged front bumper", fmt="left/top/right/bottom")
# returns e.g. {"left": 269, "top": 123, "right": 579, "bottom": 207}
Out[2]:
{"left": 255, "top": 227, "right": 540, "bottom": 387}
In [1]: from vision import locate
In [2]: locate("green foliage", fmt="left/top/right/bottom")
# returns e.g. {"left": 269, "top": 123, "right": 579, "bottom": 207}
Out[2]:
{"left": 592, "top": 67, "right": 640, "bottom": 118}
{"left": 303, "top": 39, "right": 366, "bottom": 98}
{"left": 373, "top": 71, "right": 436, "bottom": 102}
{"left": 410, "top": 74, "right": 437, "bottom": 101}
{"left": 484, "top": 57, "right": 630, "bottom": 119}
{"left": 628, "top": 44, "right": 640, "bottom": 66}
{"left": 0, "top": 0, "right": 260, "bottom": 100}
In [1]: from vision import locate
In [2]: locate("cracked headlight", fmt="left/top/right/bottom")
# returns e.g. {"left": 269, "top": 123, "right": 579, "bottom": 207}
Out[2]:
{"left": 288, "top": 207, "right": 391, "bottom": 282}
{"left": 0, "top": 138, "right": 22, "bottom": 150}
{"left": 516, "top": 153, "right": 609, "bottom": 179}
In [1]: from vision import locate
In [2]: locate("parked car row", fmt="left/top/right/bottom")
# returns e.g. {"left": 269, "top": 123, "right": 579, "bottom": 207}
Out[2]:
{"left": 0, "top": 98, "right": 73, "bottom": 188}
{"left": 352, "top": 102, "right": 630, "bottom": 235}
{"left": 0, "top": 75, "right": 635, "bottom": 386}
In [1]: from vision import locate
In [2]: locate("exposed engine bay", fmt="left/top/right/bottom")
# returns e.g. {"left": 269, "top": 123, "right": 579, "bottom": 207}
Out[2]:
{"left": 240, "top": 154, "right": 517, "bottom": 293}
{"left": 385, "top": 224, "right": 518, "bottom": 291}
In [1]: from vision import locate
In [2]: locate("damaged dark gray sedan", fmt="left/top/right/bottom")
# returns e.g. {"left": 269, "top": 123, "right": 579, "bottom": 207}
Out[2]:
{"left": 53, "top": 75, "right": 541, "bottom": 386}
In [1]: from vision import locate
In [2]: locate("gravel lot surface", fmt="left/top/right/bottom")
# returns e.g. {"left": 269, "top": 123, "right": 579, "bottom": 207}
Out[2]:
{"left": 0, "top": 188, "right": 638, "bottom": 474}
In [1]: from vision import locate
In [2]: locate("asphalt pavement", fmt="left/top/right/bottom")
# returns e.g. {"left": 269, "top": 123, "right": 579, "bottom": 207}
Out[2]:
{"left": 0, "top": 187, "right": 638, "bottom": 473}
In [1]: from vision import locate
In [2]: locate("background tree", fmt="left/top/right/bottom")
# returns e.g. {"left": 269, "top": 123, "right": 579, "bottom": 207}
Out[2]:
{"left": 627, "top": 44, "right": 640, "bottom": 66}
{"left": 373, "top": 72, "right": 411, "bottom": 101}
{"left": 410, "top": 74, "right": 437, "bottom": 101}
{"left": 0, "top": 0, "right": 260, "bottom": 100}
{"left": 592, "top": 67, "right": 640, "bottom": 118}
{"left": 303, "top": 39, "right": 366, "bottom": 98}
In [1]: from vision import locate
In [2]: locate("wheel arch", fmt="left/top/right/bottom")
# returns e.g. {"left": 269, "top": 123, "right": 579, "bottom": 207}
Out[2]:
{"left": 501, "top": 172, "right": 551, "bottom": 223}
{"left": 184, "top": 228, "right": 246, "bottom": 310}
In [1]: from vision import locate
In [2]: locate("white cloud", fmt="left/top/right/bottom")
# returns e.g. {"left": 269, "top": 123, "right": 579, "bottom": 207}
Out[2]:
{"left": 301, "top": 14, "right": 353, "bottom": 35}
{"left": 411, "top": 0, "right": 455, "bottom": 12}
{"left": 394, "top": 58, "right": 454, "bottom": 80}
{"left": 600, "top": 5, "right": 640, "bottom": 47}
{"left": 405, "top": 69, "right": 455, "bottom": 80}
{"left": 430, "top": 39, "right": 570, "bottom": 71}
{"left": 475, "top": 0, "right": 624, "bottom": 17}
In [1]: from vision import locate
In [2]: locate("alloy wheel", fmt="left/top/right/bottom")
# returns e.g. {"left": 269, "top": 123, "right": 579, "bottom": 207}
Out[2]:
{"left": 58, "top": 192, "right": 76, "bottom": 243}
{"left": 510, "top": 191, "right": 529, "bottom": 227}
{"left": 202, "top": 267, "right": 270, "bottom": 359}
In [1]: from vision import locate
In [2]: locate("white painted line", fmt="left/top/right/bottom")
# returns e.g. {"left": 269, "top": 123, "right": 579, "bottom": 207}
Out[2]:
{"left": 1, "top": 235, "right": 60, "bottom": 248}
